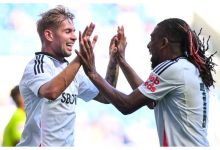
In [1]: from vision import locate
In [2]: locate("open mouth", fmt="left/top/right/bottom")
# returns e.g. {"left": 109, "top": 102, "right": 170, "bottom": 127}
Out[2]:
{"left": 66, "top": 43, "right": 74, "bottom": 50}
{"left": 67, "top": 43, "right": 74, "bottom": 47}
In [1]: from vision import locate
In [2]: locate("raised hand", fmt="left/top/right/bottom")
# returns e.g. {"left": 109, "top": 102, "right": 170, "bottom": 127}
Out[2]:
{"left": 75, "top": 25, "right": 97, "bottom": 76}
{"left": 109, "top": 35, "right": 118, "bottom": 58}
{"left": 79, "top": 22, "right": 98, "bottom": 52}
{"left": 116, "top": 26, "right": 127, "bottom": 60}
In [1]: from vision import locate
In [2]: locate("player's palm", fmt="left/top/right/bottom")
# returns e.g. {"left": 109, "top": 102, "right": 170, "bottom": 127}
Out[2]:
{"left": 117, "top": 26, "right": 127, "bottom": 59}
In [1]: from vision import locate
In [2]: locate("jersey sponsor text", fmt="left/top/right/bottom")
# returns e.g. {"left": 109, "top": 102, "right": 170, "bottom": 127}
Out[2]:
{"left": 61, "top": 92, "right": 77, "bottom": 104}
{"left": 144, "top": 74, "right": 159, "bottom": 92}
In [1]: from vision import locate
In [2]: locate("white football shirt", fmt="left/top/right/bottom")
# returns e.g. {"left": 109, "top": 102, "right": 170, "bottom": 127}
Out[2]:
{"left": 17, "top": 52, "right": 99, "bottom": 146}
{"left": 138, "top": 57, "right": 209, "bottom": 146}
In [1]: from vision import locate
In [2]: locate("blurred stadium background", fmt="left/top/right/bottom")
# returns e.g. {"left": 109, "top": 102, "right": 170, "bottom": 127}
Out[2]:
{"left": 0, "top": 0, "right": 220, "bottom": 148}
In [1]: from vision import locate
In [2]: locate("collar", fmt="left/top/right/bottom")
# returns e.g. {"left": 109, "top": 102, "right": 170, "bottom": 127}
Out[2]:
{"left": 35, "top": 52, "right": 69, "bottom": 63}
{"left": 171, "top": 56, "right": 187, "bottom": 61}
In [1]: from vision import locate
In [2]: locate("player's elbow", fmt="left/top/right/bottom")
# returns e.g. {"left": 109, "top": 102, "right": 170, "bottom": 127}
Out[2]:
{"left": 41, "top": 92, "right": 59, "bottom": 101}
{"left": 116, "top": 104, "right": 134, "bottom": 115}
{"left": 39, "top": 86, "right": 60, "bottom": 101}
{"left": 45, "top": 93, "right": 59, "bottom": 101}
{"left": 120, "top": 109, "right": 133, "bottom": 115}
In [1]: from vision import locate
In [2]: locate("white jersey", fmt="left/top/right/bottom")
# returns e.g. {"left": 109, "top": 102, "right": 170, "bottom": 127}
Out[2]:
{"left": 17, "top": 52, "right": 99, "bottom": 146}
{"left": 138, "top": 57, "right": 209, "bottom": 146}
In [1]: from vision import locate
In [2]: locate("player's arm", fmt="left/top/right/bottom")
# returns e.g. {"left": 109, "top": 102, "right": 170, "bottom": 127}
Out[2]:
{"left": 93, "top": 73, "right": 153, "bottom": 114}
{"left": 38, "top": 56, "right": 81, "bottom": 100}
{"left": 39, "top": 23, "right": 96, "bottom": 100}
{"left": 76, "top": 33, "right": 155, "bottom": 113}
{"left": 119, "top": 56, "right": 144, "bottom": 89}
{"left": 94, "top": 35, "right": 120, "bottom": 104}
{"left": 116, "top": 26, "right": 155, "bottom": 109}
{"left": 116, "top": 26, "right": 143, "bottom": 89}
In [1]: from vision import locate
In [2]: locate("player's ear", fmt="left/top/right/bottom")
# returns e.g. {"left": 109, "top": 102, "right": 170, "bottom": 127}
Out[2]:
{"left": 163, "top": 37, "right": 169, "bottom": 45}
{"left": 161, "top": 37, "right": 168, "bottom": 49}
{"left": 44, "top": 29, "right": 53, "bottom": 42}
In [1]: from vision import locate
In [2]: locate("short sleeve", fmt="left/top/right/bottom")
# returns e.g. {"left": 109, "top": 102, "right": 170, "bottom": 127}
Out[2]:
{"left": 138, "top": 65, "right": 183, "bottom": 101}
{"left": 76, "top": 70, "right": 99, "bottom": 101}
{"left": 22, "top": 57, "right": 54, "bottom": 97}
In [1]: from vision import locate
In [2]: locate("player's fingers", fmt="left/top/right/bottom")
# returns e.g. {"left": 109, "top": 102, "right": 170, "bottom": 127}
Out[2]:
{"left": 82, "top": 26, "right": 88, "bottom": 37}
{"left": 83, "top": 37, "right": 90, "bottom": 53}
{"left": 75, "top": 49, "right": 89, "bottom": 70}
{"left": 92, "top": 35, "right": 98, "bottom": 48}
{"left": 86, "top": 22, "right": 95, "bottom": 37}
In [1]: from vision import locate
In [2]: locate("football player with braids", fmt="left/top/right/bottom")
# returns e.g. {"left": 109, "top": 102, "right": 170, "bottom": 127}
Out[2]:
{"left": 76, "top": 18, "right": 217, "bottom": 146}
{"left": 157, "top": 19, "right": 216, "bottom": 88}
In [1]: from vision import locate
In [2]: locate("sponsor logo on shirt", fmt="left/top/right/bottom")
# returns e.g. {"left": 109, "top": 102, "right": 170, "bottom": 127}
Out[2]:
{"left": 61, "top": 92, "right": 77, "bottom": 104}
{"left": 144, "top": 74, "right": 159, "bottom": 92}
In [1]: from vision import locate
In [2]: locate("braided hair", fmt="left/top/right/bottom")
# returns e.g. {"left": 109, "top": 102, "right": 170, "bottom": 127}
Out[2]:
{"left": 158, "top": 18, "right": 216, "bottom": 88}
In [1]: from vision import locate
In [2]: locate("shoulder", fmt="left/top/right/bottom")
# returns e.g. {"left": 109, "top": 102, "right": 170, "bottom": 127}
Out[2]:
{"left": 24, "top": 53, "right": 54, "bottom": 75}
{"left": 153, "top": 57, "right": 187, "bottom": 74}
{"left": 153, "top": 57, "right": 192, "bottom": 80}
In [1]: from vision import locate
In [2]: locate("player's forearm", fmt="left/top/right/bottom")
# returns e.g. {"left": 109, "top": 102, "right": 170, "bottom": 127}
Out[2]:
{"left": 89, "top": 71, "right": 133, "bottom": 114}
{"left": 105, "top": 58, "right": 119, "bottom": 87}
{"left": 118, "top": 57, "right": 143, "bottom": 89}
{"left": 94, "top": 58, "right": 119, "bottom": 104}
{"left": 39, "top": 57, "right": 81, "bottom": 100}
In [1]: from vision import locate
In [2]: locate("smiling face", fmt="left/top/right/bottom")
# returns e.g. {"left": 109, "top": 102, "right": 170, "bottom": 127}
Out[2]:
{"left": 50, "top": 19, "right": 77, "bottom": 59}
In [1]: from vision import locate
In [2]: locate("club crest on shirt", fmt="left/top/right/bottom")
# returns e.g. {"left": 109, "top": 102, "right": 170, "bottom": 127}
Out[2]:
{"left": 144, "top": 74, "right": 159, "bottom": 92}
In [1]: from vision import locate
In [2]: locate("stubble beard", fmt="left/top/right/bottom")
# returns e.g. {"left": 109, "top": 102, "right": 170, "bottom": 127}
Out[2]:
{"left": 151, "top": 57, "right": 158, "bottom": 69}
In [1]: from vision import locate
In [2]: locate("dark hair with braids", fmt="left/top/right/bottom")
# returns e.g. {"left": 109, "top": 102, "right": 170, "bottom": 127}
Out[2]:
{"left": 157, "top": 18, "right": 216, "bottom": 88}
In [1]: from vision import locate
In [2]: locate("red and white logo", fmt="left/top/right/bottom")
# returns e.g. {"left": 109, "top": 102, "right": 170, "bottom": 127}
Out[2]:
{"left": 144, "top": 74, "right": 159, "bottom": 92}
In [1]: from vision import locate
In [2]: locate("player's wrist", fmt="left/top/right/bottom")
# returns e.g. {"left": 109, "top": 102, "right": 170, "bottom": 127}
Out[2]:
{"left": 118, "top": 55, "right": 126, "bottom": 67}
